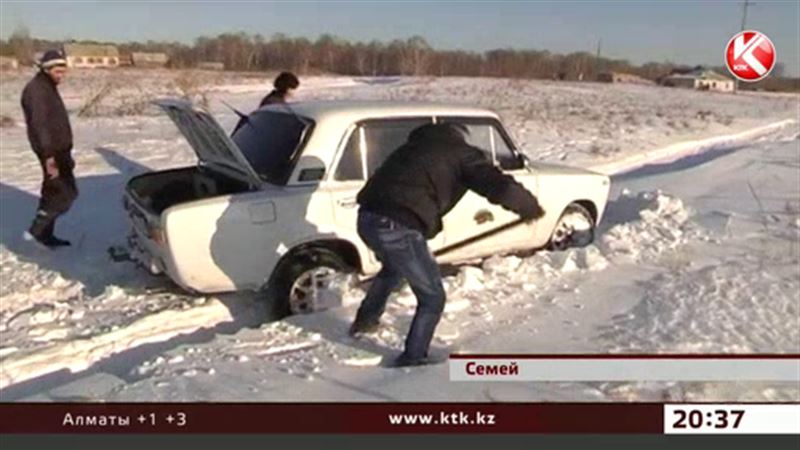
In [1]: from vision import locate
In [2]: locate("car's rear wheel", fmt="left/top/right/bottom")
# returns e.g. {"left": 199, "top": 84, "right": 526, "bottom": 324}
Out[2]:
{"left": 266, "top": 248, "right": 356, "bottom": 318}
{"left": 547, "top": 203, "right": 595, "bottom": 251}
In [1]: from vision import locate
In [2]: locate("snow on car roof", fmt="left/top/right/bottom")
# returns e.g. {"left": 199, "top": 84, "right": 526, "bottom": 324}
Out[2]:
{"left": 259, "top": 100, "right": 499, "bottom": 123}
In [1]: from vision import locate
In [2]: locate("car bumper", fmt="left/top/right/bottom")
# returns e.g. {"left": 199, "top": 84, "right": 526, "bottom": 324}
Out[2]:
{"left": 127, "top": 228, "right": 165, "bottom": 275}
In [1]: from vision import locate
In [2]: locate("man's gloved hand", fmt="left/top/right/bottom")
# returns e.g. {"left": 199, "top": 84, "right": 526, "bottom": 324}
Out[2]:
{"left": 520, "top": 198, "right": 545, "bottom": 222}
{"left": 529, "top": 201, "right": 545, "bottom": 221}
{"left": 530, "top": 203, "right": 546, "bottom": 220}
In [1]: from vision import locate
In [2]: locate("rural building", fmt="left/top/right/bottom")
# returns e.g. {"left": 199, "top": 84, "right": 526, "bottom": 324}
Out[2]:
{"left": 597, "top": 71, "right": 653, "bottom": 85}
{"left": 117, "top": 54, "right": 133, "bottom": 66}
{"left": 63, "top": 44, "right": 120, "bottom": 68}
{"left": 197, "top": 61, "right": 224, "bottom": 71}
{"left": 131, "top": 52, "right": 169, "bottom": 68}
{"left": 0, "top": 56, "right": 19, "bottom": 70}
{"left": 662, "top": 68, "right": 734, "bottom": 92}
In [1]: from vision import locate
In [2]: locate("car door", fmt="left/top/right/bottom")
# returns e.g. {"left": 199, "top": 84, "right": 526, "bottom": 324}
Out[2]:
{"left": 436, "top": 117, "right": 539, "bottom": 263}
{"left": 327, "top": 117, "right": 446, "bottom": 269}
{"left": 327, "top": 124, "right": 369, "bottom": 260}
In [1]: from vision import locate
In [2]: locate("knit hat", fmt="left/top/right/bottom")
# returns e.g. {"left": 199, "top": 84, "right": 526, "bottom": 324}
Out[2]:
{"left": 39, "top": 49, "right": 67, "bottom": 70}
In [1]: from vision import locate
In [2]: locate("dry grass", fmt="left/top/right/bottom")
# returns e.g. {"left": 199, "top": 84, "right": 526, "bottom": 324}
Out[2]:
{"left": 114, "top": 84, "right": 156, "bottom": 116}
{"left": 76, "top": 77, "right": 159, "bottom": 117}
{"left": 76, "top": 71, "right": 215, "bottom": 118}
{"left": 77, "top": 81, "right": 114, "bottom": 117}
{"left": 171, "top": 71, "right": 210, "bottom": 109}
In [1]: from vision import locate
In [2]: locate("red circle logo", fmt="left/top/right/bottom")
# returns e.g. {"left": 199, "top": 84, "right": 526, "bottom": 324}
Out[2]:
{"left": 725, "top": 30, "right": 776, "bottom": 82}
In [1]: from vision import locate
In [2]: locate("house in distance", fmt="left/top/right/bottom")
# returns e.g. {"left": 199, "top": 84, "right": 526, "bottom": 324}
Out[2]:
{"left": 131, "top": 52, "right": 169, "bottom": 68}
{"left": 662, "top": 67, "right": 735, "bottom": 92}
{"left": 63, "top": 43, "right": 120, "bottom": 68}
{"left": 597, "top": 71, "right": 654, "bottom": 85}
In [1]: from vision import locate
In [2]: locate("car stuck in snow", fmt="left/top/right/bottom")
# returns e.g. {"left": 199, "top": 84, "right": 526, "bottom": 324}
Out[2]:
{"left": 123, "top": 99, "right": 611, "bottom": 316}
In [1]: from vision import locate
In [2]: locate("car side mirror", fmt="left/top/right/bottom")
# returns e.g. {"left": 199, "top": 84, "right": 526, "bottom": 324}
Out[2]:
{"left": 519, "top": 153, "right": 534, "bottom": 172}
{"left": 299, "top": 167, "right": 325, "bottom": 182}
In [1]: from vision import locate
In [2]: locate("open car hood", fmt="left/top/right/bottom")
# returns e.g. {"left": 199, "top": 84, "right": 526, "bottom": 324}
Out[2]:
{"left": 154, "top": 99, "right": 262, "bottom": 187}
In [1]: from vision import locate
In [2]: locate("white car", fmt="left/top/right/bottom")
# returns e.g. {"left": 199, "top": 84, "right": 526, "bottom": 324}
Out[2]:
{"left": 124, "top": 99, "right": 610, "bottom": 315}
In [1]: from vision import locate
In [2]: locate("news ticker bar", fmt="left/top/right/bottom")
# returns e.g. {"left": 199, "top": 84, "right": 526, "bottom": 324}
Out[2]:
{"left": 448, "top": 354, "right": 800, "bottom": 381}
{"left": 0, "top": 403, "right": 798, "bottom": 434}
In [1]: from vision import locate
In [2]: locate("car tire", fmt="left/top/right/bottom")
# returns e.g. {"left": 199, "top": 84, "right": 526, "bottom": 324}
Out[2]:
{"left": 265, "top": 248, "right": 355, "bottom": 318}
{"left": 547, "top": 203, "right": 595, "bottom": 251}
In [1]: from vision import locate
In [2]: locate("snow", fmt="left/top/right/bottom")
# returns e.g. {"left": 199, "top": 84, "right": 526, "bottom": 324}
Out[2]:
{"left": 597, "top": 189, "right": 707, "bottom": 261}
{"left": 0, "top": 70, "right": 798, "bottom": 401}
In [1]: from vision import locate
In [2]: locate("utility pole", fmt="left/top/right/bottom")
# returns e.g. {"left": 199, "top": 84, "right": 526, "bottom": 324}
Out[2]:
{"left": 735, "top": 0, "right": 752, "bottom": 91}
{"left": 595, "top": 38, "right": 602, "bottom": 77}
{"left": 741, "top": 0, "right": 751, "bottom": 31}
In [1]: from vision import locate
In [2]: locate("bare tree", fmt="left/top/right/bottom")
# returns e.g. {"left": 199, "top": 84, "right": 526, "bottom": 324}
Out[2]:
{"left": 406, "top": 36, "right": 431, "bottom": 76}
{"left": 6, "top": 30, "right": 795, "bottom": 92}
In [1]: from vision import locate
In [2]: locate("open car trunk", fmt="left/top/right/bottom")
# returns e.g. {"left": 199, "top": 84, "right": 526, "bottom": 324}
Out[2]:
{"left": 127, "top": 166, "right": 252, "bottom": 215}
{"left": 126, "top": 98, "right": 310, "bottom": 216}
{"left": 125, "top": 99, "right": 264, "bottom": 216}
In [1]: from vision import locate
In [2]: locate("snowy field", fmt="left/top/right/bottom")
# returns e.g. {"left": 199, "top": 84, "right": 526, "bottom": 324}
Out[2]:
{"left": 0, "top": 69, "right": 798, "bottom": 401}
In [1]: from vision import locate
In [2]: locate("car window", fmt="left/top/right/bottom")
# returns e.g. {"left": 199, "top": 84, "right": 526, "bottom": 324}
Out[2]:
{"left": 493, "top": 127, "right": 522, "bottom": 170}
{"left": 231, "top": 111, "right": 313, "bottom": 185}
{"left": 361, "top": 118, "right": 432, "bottom": 176}
{"left": 459, "top": 123, "right": 493, "bottom": 162}
{"left": 439, "top": 117, "right": 522, "bottom": 170}
{"left": 334, "top": 128, "right": 364, "bottom": 181}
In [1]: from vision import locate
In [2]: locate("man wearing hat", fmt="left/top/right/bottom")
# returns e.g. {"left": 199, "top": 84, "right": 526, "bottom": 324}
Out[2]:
{"left": 21, "top": 49, "right": 77, "bottom": 248}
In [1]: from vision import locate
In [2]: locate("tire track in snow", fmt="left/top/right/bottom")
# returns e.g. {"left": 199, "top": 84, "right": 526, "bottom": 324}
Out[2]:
{"left": 0, "top": 299, "right": 232, "bottom": 389}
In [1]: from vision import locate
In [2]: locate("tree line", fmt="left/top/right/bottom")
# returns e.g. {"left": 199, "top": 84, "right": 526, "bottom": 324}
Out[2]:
{"left": 1, "top": 26, "right": 796, "bottom": 91}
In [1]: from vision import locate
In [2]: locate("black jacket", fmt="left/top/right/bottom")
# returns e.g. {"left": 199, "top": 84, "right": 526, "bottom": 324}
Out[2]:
{"left": 21, "top": 71, "right": 73, "bottom": 161}
{"left": 357, "top": 124, "right": 543, "bottom": 239}
{"left": 259, "top": 90, "right": 286, "bottom": 107}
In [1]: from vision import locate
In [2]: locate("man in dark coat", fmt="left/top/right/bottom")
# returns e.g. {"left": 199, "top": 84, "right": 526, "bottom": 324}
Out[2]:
{"left": 21, "top": 49, "right": 77, "bottom": 248}
{"left": 353, "top": 123, "right": 545, "bottom": 366}
{"left": 259, "top": 71, "right": 299, "bottom": 107}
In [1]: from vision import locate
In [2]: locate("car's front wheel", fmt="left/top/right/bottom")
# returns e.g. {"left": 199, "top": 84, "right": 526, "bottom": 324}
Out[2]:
{"left": 547, "top": 203, "right": 595, "bottom": 251}
{"left": 266, "top": 248, "right": 356, "bottom": 318}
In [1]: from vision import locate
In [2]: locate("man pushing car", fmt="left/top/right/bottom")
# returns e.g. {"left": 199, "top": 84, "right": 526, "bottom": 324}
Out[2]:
{"left": 352, "top": 122, "right": 545, "bottom": 367}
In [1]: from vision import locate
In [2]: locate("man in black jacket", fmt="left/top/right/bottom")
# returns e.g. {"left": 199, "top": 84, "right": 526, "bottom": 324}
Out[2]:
{"left": 21, "top": 49, "right": 77, "bottom": 248}
{"left": 353, "top": 123, "right": 544, "bottom": 367}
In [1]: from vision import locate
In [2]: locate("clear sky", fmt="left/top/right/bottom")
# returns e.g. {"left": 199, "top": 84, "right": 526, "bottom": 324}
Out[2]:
{"left": 1, "top": 0, "right": 798, "bottom": 75}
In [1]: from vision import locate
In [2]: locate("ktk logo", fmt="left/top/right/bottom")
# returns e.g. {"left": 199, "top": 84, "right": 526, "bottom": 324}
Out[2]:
{"left": 725, "top": 30, "right": 776, "bottom": 82}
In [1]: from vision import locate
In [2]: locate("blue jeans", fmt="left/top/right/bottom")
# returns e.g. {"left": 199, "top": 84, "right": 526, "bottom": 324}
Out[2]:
{"left": 356, "top": 210, "right": 446, "bottom": 360}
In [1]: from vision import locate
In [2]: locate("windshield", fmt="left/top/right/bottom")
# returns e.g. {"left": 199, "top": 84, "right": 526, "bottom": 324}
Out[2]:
{"left": 231, "top": 110, "right": 313, "bottom": 185}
